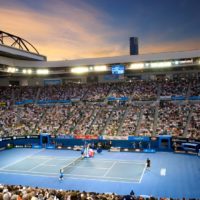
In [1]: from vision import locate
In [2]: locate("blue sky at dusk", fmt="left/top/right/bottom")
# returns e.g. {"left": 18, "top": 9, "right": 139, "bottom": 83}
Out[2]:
{"left": 0, "top": 0, "right": 200, "bottom": 60}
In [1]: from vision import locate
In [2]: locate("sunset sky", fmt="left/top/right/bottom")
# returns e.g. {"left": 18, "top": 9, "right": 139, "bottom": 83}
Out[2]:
{"left": 1, "top": 0, "right": 200, "bottom": 61}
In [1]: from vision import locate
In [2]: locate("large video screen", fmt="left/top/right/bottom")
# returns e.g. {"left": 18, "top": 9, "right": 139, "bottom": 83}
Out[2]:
{"left": 111, "top": 64, "right": 125, "bottom": 75}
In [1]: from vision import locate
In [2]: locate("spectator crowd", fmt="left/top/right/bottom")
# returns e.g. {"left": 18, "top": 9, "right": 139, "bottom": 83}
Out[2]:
{"left": 0, "top": 184, "right": 185, "bottom": 200}
{"left": 0, "top": 76, "right": 199, "bottom": 140}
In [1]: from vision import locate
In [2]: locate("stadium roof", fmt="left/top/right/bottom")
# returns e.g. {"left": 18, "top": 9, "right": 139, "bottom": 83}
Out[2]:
{"left": 0, "top": 49, "right": 199, "bottom": 68}
{"left": 0, "top": 44, "right": 46, "bottom": 61}
{"left": 0, "top": 30, "right": 46, "bottom": 61}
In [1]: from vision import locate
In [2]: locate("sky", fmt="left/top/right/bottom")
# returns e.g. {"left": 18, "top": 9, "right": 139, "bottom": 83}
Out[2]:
{"left": 0, "top": 0, "right": 200, "bottom": 61}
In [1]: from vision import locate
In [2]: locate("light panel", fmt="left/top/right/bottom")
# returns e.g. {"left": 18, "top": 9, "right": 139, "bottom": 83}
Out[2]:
{"left": 94, "top": 65, "right": 107, "bottom": 71}
{"left": 7, "top": 67, "right": 17, "bottom": 73}
{"left": 150, "top": 61, "right": 172, "bottom": 68}
{"left": 129, "top": 63, "right": 144, "bottom": 69}
{"left": 27, "top": 69, "right": 32, "bottom": 74}
{"left": 36, "top": 69, "right": 49, "bottom": 74}
{"left": 71, "top": 67, "right": 89, "bottom": 74}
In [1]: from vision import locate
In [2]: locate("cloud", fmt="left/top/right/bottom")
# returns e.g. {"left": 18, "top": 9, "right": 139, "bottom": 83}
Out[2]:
{"left": 0, "top": 1, "right": 199, "bottom": 61}
{"left": 0, "top": 1, "right": 128, "bottom": 60}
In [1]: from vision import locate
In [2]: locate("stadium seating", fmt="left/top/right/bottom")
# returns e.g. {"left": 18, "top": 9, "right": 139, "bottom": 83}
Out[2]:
{"left": 0, "top": 75, "right": 200, "bottom": 140}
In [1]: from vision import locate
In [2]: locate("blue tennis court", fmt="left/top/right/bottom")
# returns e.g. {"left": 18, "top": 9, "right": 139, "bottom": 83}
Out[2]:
{"left": 0, "top": 148, "right": 200, "bottom": 198}
{"left": 0, "top": 154, "right": 146, "bottom": 183}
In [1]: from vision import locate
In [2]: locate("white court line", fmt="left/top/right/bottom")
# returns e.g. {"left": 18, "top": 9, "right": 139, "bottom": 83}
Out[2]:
{"left": 139, "top": 164, "right": 147, "bottom": 183}
{"left": 29, "top": 157, "right": 146, "bottom": 165}
{"left": 28, "top": 158, "right": 53, "bottom": 172}
{"left": 60, "top": 160, "right": 77, "bottom": 170}
{"left": 34, "top": 155, "right": 79, "bottom": 159}
{"left": 103, "top": 161, "right": 117, "bottom": 177}
{"left": 0, "top": 167, "right": 142, "bottom": 183}
{"left": 94, "top": 158, "right": 146, "bottom": 164}
{"left": 67, "top": 166, "right": 108, "bottom": 170}
{"left": 0, "top": 169, "right": 57, "bottom": 174}
{"left": 0, "top": 171, "right": 57, "bottom": 178}
{"left": 67, "top": 176, "right": 140, "bottom": 183}
{"left": 85, "top": 159, "right": 111, "bottom": 163}
{"left": 118, "top": 161, "right": 146, "bottom": 165}
{"left": 28, "top": 156, "right": 76, "bottom": 161}
{"left": 0, "top": 167, "right": 141, "bottom": 183}
{"left": 2, "top": 155, "right": 76, "bottom": 172}
{"left": 0, "top": 149, "right": 45, "bottom": 170}
{"left": 41, "top": 164, "right": 57, "bottom": 167}
{"left": 0, "top": 171, "right": 140, "bottom": 183}
{"left": 0, "top": 170, "right": 140, "bottom": 182}
{"left": 68, "top": 173, "right": 135, "bottom": 181}
{"left": 27, "top": 158, "right": 51, "bottom": 161}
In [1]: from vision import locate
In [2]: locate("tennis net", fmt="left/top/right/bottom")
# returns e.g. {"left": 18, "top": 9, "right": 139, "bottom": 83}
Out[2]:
{"left": 61, "top": 156, "right": 83, "bottom": 174}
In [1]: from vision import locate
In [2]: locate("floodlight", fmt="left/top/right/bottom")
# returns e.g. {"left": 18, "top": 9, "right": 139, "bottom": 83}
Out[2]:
{"left": 7, "top": 67, "right": 17, "bottom": 73}
{"left": 129, "top": 63, "right": 144, "bottom": 69}
{"left": 71, "top": 67, "right": 89, "bottom": 73}
{"left": 36, "top": 69, "right": 49, "bottom": 74}
{"left": 94, "top": 65, "right": 107, "bottom": 71}
{"left": 27, "top": 69, "right": 32, "bottom": 74}
{"left": 150, "top": 62, "right": 171, "bottom": 68}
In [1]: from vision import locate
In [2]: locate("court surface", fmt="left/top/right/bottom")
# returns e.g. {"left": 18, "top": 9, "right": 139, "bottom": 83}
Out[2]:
{"left": 0, "top": 148, "right": 200, "bottom": 198}
{"left": 0, "top": 155, "right": 146, "bottom": 183}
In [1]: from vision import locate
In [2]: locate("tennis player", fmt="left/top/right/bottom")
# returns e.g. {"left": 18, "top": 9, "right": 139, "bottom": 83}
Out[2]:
{"left": 59, "top": 169, "right": 64, "bottom": 180}
{"left": 146, "top": 158, "right": 151, "bottom": 169}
